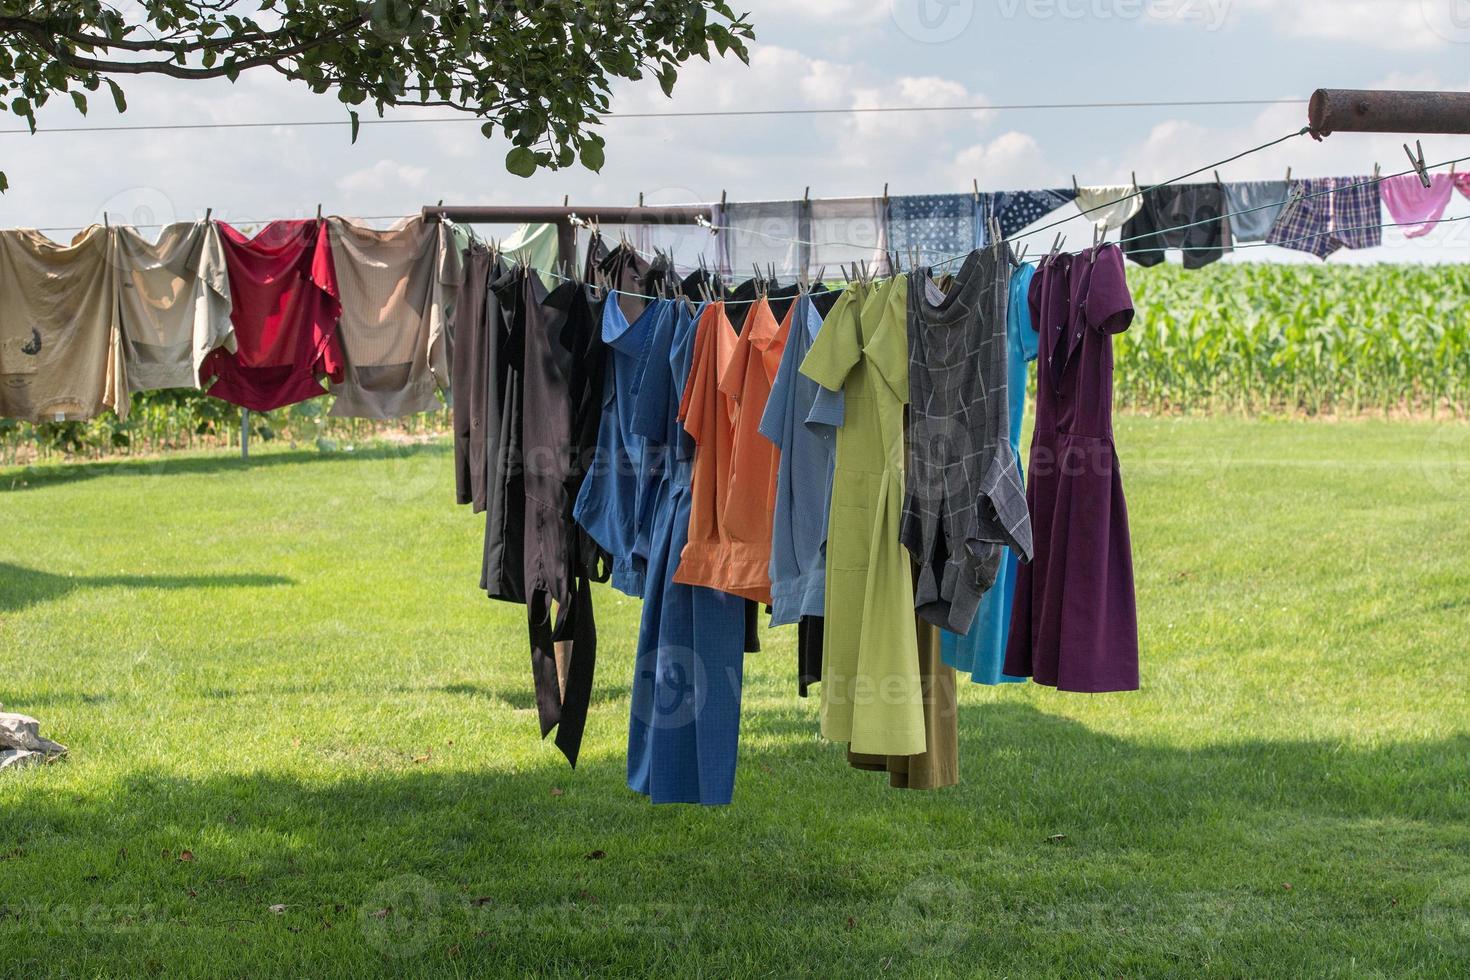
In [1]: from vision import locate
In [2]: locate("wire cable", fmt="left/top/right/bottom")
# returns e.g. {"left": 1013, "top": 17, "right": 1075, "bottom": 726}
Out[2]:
{"left": 0, "top": 97, "right": 1308, "bottom": 137}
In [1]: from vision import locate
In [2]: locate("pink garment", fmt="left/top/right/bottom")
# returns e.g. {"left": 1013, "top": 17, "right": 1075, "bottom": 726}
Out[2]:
{"left": 1381, "top": 172, "right": 1454, "bottom": 238}
{"left": 1453, "top": 172, "right": 1470, "bottom": 201}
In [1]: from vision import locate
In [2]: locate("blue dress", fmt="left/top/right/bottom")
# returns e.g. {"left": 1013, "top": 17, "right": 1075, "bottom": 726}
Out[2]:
{"left": 626, "top": 301, "right": 747, "bottom": 805}
{"left": 940, "top": 263, "right": 1038, "bottom": 684}
{"left": 573, "top": 296, "right": 672, "bottom": 597}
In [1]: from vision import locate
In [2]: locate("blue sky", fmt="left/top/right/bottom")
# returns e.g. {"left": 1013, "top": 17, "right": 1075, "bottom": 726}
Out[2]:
{"left": 5, "top": 0, "right": 1470, "bottom": 262}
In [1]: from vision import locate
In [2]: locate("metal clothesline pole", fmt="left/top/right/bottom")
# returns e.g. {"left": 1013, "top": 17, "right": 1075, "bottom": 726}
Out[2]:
{"left": 1309, "top": 89, "right": 1470, "bottom": 136}
{"left": 422, "top": 203, "right": 714, "bottom": 274}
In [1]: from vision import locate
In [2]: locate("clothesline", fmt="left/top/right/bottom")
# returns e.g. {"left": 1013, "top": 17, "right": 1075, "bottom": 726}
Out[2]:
{"left": 22, "top": 135, "right": 1466, "bottom": 279}
{"left": 534, "top": 149, "right": 1470, "bottom": 302}
{"left": 1013, "top": 126, "right": 1314, "bottom": 245}
{"left": 536, "top": 208, "right": 1470, "bottom": 305}
{"left": 693, "top": 145, "right": 1470, "bottom": 273}
{"left": 1107, "top": 150, "right": 1470, "bottom": 253}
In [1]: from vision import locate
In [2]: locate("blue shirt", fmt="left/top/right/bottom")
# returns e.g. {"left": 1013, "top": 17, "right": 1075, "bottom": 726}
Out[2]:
{"left": 759, "top": 291, "right": 845, "bottom": 626}
{"left": 941, "top": 262, "right": 1038, "bottom": 684}
{"left": 573, "top": 296, "right": 671, "bottom": 597}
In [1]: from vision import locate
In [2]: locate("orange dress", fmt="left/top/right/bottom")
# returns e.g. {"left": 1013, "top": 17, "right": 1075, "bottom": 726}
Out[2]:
{"left": 673, "top": 299, "right": 781, "bottom": 603}
{"left": 719, "top": 296, "right": 792, "bottom": 595}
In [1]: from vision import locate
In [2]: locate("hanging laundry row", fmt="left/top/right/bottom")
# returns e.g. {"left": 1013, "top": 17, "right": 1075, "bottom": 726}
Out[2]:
{"left": 708, "top": 169, "right": 1459, "bottom": 277}
{"left": 0, "top": 216, "right": 468, "bottom": 424}
{"left": 450, "top": 223, "right": 1141, "bottom": 805}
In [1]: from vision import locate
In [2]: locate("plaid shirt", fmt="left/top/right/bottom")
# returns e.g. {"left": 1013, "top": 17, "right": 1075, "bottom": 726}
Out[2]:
{"left": 1267, "top": 177, "right": 1383, "bottom": 258}
{"left": 902, "top": 247, "right": 1033, "bottom": 635}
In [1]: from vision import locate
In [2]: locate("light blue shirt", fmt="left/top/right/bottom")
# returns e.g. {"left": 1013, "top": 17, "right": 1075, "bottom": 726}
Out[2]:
{"left": 759, "top": 293, "right": 843, "bottom": 626}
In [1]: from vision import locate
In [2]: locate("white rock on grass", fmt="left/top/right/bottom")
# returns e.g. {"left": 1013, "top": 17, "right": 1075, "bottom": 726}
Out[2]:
{"left": 0, "top": 714, "right": 68, "bottom": 758}
{"left": 0, "top": 748, "right": 45, "bottom": 770}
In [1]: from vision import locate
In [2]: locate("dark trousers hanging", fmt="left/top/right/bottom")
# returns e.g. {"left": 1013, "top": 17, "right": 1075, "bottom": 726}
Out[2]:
{"left": 528, "top": 576, "right": 596, "bottom": 767}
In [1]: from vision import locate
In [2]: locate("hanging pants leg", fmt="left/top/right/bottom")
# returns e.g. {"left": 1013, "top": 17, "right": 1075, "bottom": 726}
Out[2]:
{"left": 529, "top": 576, "right": 597, "bottom": 767}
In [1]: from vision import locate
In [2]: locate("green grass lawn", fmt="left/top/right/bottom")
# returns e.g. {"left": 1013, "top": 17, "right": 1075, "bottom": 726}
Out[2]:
{"left": 3, "top": 416, "right": 1470, "bottom": 977}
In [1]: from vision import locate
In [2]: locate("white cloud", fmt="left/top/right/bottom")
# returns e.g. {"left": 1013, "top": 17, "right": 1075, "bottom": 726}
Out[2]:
{"left": 337, "top": 160, "right": 430, "bottom": 196}
{"left": 1232, "top": 0, "right": 1458, "bottom": 50}
{"left": 849, "top": 75, "right": 991, "bottom": 142}
{"left": 948, "top": 131, "right": 1058, "bottom": 189}
{"left": 744, "top": 0, "right": 886, "bottom": 24}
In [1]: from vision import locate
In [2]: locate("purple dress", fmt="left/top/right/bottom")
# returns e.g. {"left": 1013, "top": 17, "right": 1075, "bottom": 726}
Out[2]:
{"left": 1004, "top": 244, "right": 1139, "bottom": 692}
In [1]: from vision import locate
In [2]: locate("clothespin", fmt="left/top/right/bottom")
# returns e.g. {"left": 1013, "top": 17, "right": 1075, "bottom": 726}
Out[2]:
{"left": 1213, "top": 170, "right": 1223, "bottom": 186}
{"left": 1404, "top": 139, "right": 1431, "bottom": 189}
{"left": 103, "top": 212, "right": 109, "bottom": 229}
{"left": 1285, "top": 167, "right": 1292, "bottom": 182}
{"left": 315, "top": 204, "right": 322, "bottom": 221}
{"left": 972, "top": 178, "right": 980, "bottom": 203}
{"left": 882, "top": 183, "right": 889, "bottom": 206}
{"left": 562, "top": 194, "right": 569, "bottom": 207}
{"left": 803, "top": 186, "right": 810, "bottom": 205}
{"left": 638, "top": 191, "right": 644, "bottom": 208}
{"left": 204, "top": 208, "right": 212, "bottom": 222}
{"left": 1072, "top": 174, "right": 1080, "bottom": 195}
{"left": 1017, "top": 244, "right": 1029, "bottom": 265}
{"left": 1131, "top": 171, "right": 1138, "bottom": 189}
{"left": 815, "top": 265, "right": 826, "bottom": 285}
{"left": 1373, "top": 162, "right": 1381, "bottom": 181}
{"left": 719, "top": 189, "right": 727, "bottom": 212}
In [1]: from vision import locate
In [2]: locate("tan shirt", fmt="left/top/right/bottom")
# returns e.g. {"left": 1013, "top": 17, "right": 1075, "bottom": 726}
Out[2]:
{"left": 115, "top": 221, "right": 235, "bottom": 393}
{"left": 0, "top": 226, "right": 126, "bottom": 422}
{"left": 327, "top": 216, "right": 450, "bottom": 418}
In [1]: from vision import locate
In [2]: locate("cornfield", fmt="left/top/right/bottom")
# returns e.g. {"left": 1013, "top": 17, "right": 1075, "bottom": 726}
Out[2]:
{"left": 0, "top": 391, "right": 450, "bottom": 466}
{"left": 1120, "top": 263, "right": 1470, "bottom": 417}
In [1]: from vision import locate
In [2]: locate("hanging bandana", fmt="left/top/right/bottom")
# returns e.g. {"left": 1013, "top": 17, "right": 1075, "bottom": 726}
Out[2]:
{"left": 983, "top": 189, "right": 1079, "bottom": 240}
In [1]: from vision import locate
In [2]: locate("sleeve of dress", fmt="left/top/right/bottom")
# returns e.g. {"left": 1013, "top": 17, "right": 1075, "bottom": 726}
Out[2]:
{"left": 758, "top": 333, "right": 795, "bottom": 447}
{"left": 428, "top": 220, "right": 461, "bottom": 391}
{"left": 1016, "top": 266, "right": 1039, "bottom": 363}
{"left": 863, "top": 277, "right": 910, "bottom": 406}
{"left": 719, "top": 325, "right": 751, "bottom": 404}
{"left": 1087, "top": 244, "right": 1136, "bottom": 335}
{"left": 310, "top": 219, "right": 345, "bottom": 381}
{"left": 196, "top": 222, "right": 237, "bottom": 366}
{"left": 799, "top": 289, "right": 861, "bottom": 393}
{"left": 631, "top": 304, "right": 676, "bottom": 444}
{"left": 678, "top": 306, "right": 712, "bottom": 434}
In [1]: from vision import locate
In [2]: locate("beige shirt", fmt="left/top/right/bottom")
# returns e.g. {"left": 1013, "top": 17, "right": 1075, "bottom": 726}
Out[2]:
{"left": 0, "top": 226, "right": 126, "bottom": 422}
{"left": 327, "top": 216, "right": 452, "bottom": 418}
{"left": 1075, "top": 184, "right": 1144, "bottom": 232}
{"left": 115, "top": 221, "right": 235, "bottom": 393}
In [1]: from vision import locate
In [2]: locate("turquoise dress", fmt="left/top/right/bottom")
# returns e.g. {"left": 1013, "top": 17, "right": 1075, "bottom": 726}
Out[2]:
{"left": 940, "top": 262, "right": 1038, "bottom": 684}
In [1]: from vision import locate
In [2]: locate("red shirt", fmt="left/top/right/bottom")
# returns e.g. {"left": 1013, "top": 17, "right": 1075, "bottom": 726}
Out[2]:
{"left": 202, "top": 220, "right": 342, "bottom": 410}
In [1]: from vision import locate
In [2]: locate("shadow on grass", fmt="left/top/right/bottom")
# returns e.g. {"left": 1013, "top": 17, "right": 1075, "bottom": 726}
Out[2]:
{"left": 0, "top": 561, "right": 294, "bottom": 614}
{"left": 2, "top": 703, "right": 1469, "bottom": 972}
{"left": 0, "top": 442, "right": 451, "bottom": 493}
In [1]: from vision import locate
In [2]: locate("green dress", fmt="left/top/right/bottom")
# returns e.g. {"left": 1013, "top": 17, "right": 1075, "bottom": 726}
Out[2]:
{"left": 800, "top": 277, "right": 925, "bottom": 757}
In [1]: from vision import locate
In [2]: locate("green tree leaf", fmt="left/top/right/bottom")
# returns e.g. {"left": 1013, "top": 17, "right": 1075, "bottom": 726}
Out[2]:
{"left": 505, "top": 145, "right": 537, "bottom": 178}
